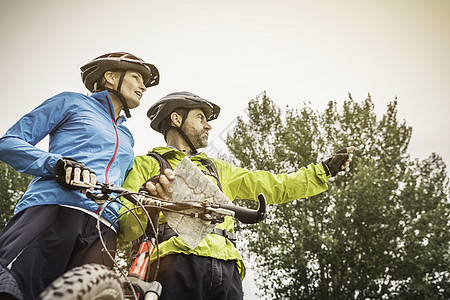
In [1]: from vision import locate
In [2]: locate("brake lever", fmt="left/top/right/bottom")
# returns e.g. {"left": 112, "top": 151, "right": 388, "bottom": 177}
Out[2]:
{"left": 85, "top": 191, "right": 113, "bottom": 204}
{"left": 70, "top": 182, "right": 119, "bottom": 205}
{"left": 69, "top": 181, "right": 101, "bottom": 190}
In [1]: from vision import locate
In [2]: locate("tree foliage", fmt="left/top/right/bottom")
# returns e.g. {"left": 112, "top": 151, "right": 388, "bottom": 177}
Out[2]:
{"left": 227, "top": 92, "right": 450, "bottom": 299}
{"left": 0, "top": 161, "right": 33, "bottom": 228}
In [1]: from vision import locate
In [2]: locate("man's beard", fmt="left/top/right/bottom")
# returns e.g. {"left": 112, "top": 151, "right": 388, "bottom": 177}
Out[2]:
{"left": 185, "top": 128, "right": 208, "bottom": 149}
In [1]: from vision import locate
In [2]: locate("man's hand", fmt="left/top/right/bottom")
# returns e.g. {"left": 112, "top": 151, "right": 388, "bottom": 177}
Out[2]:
{"left": 55, "top": 158, "right": 97, "bottom": 193}
{"left": 323, "top": 146, "right": 355, "bottom": 177}
{"left": 141, "top": 169, "right": 175, "bottom": 200}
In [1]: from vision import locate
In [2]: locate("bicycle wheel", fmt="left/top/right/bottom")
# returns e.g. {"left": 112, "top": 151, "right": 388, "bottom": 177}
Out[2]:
{"left": 39, "top": 263, "right": 124, "bottom": 300}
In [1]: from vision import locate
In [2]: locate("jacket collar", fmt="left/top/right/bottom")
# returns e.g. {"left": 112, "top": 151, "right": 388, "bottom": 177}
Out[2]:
{"left": 151, "top": 146, "right": 209, "bottom": 160}
{"left": 91, "top": 91, "right": 127, "bottom": 124}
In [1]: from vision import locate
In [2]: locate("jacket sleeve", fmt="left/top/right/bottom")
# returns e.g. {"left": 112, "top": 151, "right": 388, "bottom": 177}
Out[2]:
{"left": 0, "top": 94, "right": 73, "bottom": 177}
{"left": 118, "top": 155, "right": 158, "bottom": 242}
{"left": 214, "top": 159, "right": 331, "bottom": 204}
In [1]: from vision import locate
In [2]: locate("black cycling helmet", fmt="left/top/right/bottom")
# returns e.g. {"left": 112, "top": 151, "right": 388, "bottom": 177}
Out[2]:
{"left": 147, "top": 91, "right": 220, "bottom": 134}
{"left": 147, "top": 91, "right": 220, "bottom": 154}
{"left": 80, "top": 52, "right": 159, "bottom": 92}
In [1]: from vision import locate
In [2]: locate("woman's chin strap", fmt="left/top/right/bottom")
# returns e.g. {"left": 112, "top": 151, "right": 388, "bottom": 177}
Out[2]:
{"left": 107, "top": 88, "right": 131, "bottom": 118}
{"left": 107, "top": 72, "right": 131, "bottom": 118}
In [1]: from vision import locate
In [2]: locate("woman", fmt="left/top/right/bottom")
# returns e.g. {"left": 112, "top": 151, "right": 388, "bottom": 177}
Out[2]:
{"left": 0, "top": 52, "right": 159, "bottom": 300}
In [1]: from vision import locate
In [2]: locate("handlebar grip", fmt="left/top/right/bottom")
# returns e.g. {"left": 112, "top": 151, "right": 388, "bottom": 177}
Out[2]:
{"left": 220, "top": 193, "right": 266, "bottom": 224}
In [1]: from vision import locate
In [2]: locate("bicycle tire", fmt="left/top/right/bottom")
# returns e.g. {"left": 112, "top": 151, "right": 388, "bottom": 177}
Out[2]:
{"left": 39, "top": 263, "right": 124, "bottom": 300}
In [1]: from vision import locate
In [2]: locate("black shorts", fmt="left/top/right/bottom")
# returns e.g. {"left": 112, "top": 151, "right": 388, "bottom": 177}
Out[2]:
{"left": 0, "top": 205, "right": 117, "bottom": 300}
{"left": 149, "top": 253, "right": 243, "bottom": 300}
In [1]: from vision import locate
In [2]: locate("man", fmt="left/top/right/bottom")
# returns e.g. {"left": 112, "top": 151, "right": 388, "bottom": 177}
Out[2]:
{"left": 118, "top": 91, "right": 354, "bottom": 300}
{"left": 0, "top": 52, "right": 159, "bottom": 300}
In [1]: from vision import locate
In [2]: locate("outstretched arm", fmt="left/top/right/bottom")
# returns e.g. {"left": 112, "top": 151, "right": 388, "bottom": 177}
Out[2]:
{"left": 216, "top": 146, "right": 355, "bottom": 205}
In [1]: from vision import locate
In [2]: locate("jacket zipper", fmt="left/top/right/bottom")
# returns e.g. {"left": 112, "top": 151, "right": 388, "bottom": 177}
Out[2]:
{"left": 105, "top": 100, "right": 121, "bottom": 184}
{"left": 95, "top": 99, "right": 120, "bottom": 215}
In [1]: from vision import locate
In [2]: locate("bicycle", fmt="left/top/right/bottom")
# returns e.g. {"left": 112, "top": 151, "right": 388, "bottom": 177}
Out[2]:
{"left": 39, "top": 181, "right": 267, "bottom": 300}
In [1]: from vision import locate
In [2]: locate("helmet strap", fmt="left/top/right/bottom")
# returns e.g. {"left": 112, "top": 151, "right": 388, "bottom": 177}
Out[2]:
{"left": 176, "top": 127, "right": 198, "bottom": 155}
{"left": 164, "top": 109, "right": 198, "bottom": 155}
{"left": 178, "top": 109, "right": 198, "bottom": 154}
{"left": 106, "top": 72, "right": 131, "bottom": 118}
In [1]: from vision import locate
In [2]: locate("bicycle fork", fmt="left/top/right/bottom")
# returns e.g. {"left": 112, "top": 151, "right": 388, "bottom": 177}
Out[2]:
{"left": 124, "top": 208, "right": 163, "bottom": 300}
{"left": 124, "top": 238, "right": 162, "bottom": 300}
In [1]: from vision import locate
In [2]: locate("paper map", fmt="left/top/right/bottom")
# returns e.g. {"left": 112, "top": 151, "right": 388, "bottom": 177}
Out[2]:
{"left": 163, "top": 157, "right": 233, "bottom": 249}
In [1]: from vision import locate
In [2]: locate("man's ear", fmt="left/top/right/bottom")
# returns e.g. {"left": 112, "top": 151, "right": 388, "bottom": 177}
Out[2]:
{"left": 170, "top": 112, "right": 182, "bottom": 128}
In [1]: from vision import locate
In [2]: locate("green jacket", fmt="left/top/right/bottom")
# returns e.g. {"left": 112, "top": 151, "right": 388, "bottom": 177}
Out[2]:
{"left": 118, "top": 146, "right": 330, "bottom": 280}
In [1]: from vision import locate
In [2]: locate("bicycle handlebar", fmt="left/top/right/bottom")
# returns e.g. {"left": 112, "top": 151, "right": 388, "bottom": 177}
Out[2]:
{"left": 214, "top": 194, "right": 266, "bottom": 224}
{"left": 80, "top": 182, "right": 267, "bottom": 225}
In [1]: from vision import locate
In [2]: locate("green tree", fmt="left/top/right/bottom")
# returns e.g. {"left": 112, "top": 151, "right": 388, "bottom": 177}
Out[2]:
{"left": 0, "top": 161, "right": 33, "bottom": 228}
{"left": 227, "top": 92, "right": 449, "bottom": 299}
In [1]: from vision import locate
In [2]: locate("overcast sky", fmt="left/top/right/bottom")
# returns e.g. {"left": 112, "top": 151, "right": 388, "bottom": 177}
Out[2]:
{"left": 1, "top": 0, "right": 449, "bottom": 298}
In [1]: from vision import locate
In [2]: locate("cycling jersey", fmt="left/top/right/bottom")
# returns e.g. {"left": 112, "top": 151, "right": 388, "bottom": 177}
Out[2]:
{"left": 0, "top": 91, "right": 135, "bottom": 228}
{"left": 118, "top": 146, "right": 330, "bottom": 280}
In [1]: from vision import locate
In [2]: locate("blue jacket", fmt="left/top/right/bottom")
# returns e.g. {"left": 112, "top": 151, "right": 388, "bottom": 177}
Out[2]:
{"left": 0, "top": 91, "right": 135, "bottom": 228}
